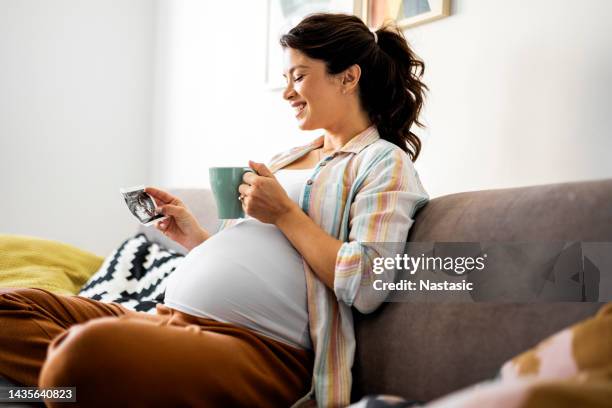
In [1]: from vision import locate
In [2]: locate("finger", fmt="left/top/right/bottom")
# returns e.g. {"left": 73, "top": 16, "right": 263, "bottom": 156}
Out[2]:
{"left": 145, "top": 187, "right": 177, "bottom": 205}
{"left": 238, "top": 183, "right": 251, "bottom": 196}
{"left": 248, "top": 160, "right": 274, "bottom": 178}
{"left": 144, "top": 188, "right": 164, "bottom": 207}
{"left": 147, "top": 189, "right": 179, "bottom": 208}
{"left": 151, "top": 197, "right": 163, "bottom": 207}
{"left": 243, "top": 171, "right": 256, "bottom": 185}
{"left": 159, "top": 204, "right": 185, "bottom": 217}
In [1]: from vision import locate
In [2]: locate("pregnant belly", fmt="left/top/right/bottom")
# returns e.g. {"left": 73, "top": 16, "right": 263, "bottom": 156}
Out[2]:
{"left": 164, "top": 219, "right": 311, "bottom": 349}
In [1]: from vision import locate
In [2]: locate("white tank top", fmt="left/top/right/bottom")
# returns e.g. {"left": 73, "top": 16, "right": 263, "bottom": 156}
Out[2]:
{"left": 164, "top": 169, "right": 313, "bottom": 349}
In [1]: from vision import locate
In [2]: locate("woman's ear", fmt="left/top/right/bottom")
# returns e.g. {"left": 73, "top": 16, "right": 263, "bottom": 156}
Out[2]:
{"left": 341, "top": 64, "right": 361, "bottom": 93}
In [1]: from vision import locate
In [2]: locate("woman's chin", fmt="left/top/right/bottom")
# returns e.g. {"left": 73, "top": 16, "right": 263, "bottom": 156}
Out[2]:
{"left": 296, "top": 119, "right": 315, "bottom": 131}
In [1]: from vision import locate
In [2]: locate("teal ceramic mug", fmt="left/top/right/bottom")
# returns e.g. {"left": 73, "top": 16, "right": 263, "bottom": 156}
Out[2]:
{"left": 209, "top": 167, "right": 254, "bottom": 219}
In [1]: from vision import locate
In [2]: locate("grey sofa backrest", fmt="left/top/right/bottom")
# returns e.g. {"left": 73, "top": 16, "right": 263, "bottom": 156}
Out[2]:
{"left": 352, "top": 179, "right": 611, "bottom": 402}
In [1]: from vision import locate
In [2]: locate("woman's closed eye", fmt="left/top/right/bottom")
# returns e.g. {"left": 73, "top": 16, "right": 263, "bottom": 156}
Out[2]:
{"left": 293, "top": 75, "right": 304, "bottom": 82}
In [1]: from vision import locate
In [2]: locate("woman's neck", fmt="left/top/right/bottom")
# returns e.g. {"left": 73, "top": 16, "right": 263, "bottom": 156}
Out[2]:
{"left": 322, "top": 110, "right": 371, "bottom": 153}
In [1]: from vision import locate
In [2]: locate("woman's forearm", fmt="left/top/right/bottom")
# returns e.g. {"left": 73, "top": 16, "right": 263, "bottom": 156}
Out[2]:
{"left": 275, "top": 204, "right": 342, "bottom": 289}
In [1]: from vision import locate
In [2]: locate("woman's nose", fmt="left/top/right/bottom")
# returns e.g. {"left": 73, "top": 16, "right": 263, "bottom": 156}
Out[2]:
{"left": 283, "top": 83, "right": 296, "bottom": 100}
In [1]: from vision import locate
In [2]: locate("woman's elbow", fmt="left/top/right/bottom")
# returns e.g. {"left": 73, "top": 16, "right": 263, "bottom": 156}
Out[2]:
{"left": 352, "top": 291, "right": 384, "bottom": 314}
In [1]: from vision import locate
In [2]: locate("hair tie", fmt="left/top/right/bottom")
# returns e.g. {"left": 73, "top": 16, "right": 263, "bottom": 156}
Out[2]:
{"left": 370, "top": 28, "right": 378, "bottom": 44}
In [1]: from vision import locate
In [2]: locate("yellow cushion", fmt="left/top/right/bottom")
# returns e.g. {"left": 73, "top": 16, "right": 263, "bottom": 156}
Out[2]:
{"left": 0, "top": 234, "right": 104, "bottom": 295}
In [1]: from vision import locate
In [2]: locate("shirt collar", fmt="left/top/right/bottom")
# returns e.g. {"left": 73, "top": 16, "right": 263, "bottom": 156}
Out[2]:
{"left": 270, "top": 126, "right": 380, "bottom": 173}
{"left": 308, "top": 125, "right": 380, "bottom": 155}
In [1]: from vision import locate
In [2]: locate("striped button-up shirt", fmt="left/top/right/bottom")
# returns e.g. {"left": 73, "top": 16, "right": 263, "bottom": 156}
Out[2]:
{"left": 217, "top": 126, "right": 429, "bottom": 407}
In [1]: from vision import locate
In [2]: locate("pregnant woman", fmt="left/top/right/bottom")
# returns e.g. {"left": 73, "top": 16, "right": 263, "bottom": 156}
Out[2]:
{"left": 0, "top": 13, "right": 429, "bottom": 407}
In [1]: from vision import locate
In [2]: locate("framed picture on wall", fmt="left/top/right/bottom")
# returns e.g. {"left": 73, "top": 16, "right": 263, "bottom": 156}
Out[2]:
{"left": 265, "top": 0, "right": 363, "bottom": 90}
{"left": 361, "top": 0, "right": 450, "bottom": 29}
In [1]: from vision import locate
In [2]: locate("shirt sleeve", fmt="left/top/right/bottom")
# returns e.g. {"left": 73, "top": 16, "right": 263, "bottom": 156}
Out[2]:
{"left": 333, "top": 148, "right": 429, "bottom": 314}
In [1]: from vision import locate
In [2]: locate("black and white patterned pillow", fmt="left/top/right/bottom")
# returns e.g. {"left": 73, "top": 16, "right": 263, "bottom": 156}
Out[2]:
{"left": 79, "top": 234, "right": 184, "bottom": 313}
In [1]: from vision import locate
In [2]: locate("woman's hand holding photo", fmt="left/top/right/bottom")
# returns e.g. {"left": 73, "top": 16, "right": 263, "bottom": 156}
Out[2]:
{"left": 145, "top": 187, "right": 210, "bottom": 251}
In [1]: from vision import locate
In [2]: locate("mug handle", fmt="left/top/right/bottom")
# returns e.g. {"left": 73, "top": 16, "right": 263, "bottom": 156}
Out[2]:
{"left": 239, "top": 168, "right": 256, "bottom": 209}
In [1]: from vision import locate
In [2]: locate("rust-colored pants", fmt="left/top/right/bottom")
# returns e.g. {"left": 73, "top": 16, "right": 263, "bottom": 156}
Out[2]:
{"left": 0, "top": 288, "right": 313, "bottom": 407}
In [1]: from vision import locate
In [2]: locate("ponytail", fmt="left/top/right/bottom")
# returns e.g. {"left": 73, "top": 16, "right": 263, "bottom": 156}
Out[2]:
{"left": 365, "top": 25, "right": 427, "bottom": 161}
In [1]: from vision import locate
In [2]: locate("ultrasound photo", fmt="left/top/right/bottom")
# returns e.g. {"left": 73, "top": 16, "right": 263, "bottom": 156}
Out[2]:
{"left": 120, "top": 185, "right": 167, "bottom": 226}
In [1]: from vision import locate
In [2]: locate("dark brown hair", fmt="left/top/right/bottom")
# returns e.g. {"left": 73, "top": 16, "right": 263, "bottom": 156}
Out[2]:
{"left": 280, "top": 13, "right": 428, "bottom": 161}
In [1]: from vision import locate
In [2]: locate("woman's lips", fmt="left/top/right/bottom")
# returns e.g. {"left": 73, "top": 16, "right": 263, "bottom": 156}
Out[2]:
{"left": 294, "top": 103, "right": 306, "bottom": 118}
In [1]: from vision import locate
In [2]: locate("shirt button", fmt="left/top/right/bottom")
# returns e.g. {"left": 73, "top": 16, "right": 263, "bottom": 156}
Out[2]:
{"left": 306, "top": 179, "right": 313, "bottom": 185}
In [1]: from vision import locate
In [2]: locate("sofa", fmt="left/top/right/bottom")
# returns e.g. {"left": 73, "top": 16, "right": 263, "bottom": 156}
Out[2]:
{"left": 1, "top": 178, "right": 610, "bottom": 406}
{"left": 137, "top": 178, "right": 610, "bottom": 404}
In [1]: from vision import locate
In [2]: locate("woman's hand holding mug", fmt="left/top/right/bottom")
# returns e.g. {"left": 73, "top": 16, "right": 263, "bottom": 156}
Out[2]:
{"left": 238, "top": 161, "right": 299, "bottom": 225}
{"left": 145, "top": 187, "right": 210, "bottom": 251}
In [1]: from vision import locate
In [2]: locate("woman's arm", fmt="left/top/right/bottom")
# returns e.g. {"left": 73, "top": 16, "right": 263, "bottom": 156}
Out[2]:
{"left": 275, "top": 204, "right": 342, "bottom": 289}
{"left": 331, "top": 149, "right": 429, "bottom": 313}
{"left": 241, "top": 155, "right": 428, "bottom": 311}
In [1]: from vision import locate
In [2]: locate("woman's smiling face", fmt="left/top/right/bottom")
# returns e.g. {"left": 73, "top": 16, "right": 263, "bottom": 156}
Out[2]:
{"left": 282, "top": 48, "right": 344, "bottom": 131}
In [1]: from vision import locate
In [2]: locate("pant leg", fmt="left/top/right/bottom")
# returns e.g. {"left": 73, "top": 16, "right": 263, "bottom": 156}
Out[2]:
{"left": 0, "top": 288, "right": 130, "bottom": 385}
{"left": 40, "top": 309, "right": 314, "bottom": 408}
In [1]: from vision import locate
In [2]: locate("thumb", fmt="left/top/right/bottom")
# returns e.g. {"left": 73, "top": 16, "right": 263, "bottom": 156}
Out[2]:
{"left": 249, "top": 160, "right": 274, "bottom": 178}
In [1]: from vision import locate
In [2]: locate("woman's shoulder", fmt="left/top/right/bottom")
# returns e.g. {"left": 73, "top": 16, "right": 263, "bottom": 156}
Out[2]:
{"left": 358, "top": 138, "right": 415, "bottom": 170}
{"left": 356, "top": 139, "right": 429, "bottom": 197}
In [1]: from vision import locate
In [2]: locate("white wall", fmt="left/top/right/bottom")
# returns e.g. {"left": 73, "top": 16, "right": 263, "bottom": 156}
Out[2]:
{"left": 150, "top": 0, "right": 318, "bottom": 190}
{"left": 410, "top": 0, "right": 612, "bottom": 197}
{"left": 0, "top": 0, "right": 156, "bottom": 256}
{"left": 2, "top": 0, "right": 611, "bottom": 256}
{"left": 152, "top": 0, "right": 612, "bottom": 200}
